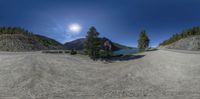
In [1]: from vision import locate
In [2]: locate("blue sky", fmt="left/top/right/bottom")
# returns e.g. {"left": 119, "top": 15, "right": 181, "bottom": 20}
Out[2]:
{"left": 0, "top": 0, "right": 200, "bottom": 47}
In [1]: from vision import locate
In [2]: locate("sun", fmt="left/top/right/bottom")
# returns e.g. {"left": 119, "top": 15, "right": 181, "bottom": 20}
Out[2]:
{"left": 68, "top": 23, "right": 82, "bottom": 34}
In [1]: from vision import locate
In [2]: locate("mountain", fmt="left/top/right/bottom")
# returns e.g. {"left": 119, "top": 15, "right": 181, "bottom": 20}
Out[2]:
{"left": 112, "top": 42, "right": 133, "bottom": 50}
{"left": 64, "top": 38, "right": 132, "bottom": 51}
{"left": 64, "top": 38, "right": 85, "bottom": 51}
{"left": 0, "top": 27, "right": 64, "bottom": 51}
{"left": 159, "top": 35, "right": 200, "bottom": 51}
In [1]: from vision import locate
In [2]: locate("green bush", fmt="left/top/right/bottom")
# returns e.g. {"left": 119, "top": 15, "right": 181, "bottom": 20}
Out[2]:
{"left": 70, "top": 50, "right": 77, "bottom": 55}
{"left": 99, "top": 49, "right": 112, "bottom": 60}
{"left": 99, "top": 50, "right": 107, "bottom": 59}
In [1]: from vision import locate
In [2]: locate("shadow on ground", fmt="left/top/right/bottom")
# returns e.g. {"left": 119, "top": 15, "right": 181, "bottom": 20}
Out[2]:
{"left": 111, "top": 55, "right": 145, "bottom": 61}
{"left": 101, "top": 55, "right": 145, "bottom": 63}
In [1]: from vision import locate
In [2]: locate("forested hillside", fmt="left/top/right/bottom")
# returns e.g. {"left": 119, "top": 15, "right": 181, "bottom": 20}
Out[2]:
{"left": 159, "top": 26, "right": 200, "bottom": 46}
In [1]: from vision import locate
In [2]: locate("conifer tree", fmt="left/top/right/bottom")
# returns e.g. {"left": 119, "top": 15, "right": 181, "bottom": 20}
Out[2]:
{"left": 84, "top": 26, "right": 101, "bottom": 60}
{"left": 138, "top": 30, "right": 150, "bottom": 51}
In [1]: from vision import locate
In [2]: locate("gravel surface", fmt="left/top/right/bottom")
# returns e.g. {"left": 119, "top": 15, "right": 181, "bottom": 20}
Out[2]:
{"left": 0, "top": 50, "right": 200, "bottom": 99}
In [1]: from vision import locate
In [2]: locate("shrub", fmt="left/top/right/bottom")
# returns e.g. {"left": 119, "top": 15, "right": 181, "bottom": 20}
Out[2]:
{"left": 99, "top": 50, "right": 107, "bottom": 59}
{"left": 70, "top": 49, "right": 77, "bottom": 55}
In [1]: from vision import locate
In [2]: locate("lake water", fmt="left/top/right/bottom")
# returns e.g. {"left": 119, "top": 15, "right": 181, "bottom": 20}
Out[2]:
{"left": 113, "top": 49, "right": 139, "bottom": 55}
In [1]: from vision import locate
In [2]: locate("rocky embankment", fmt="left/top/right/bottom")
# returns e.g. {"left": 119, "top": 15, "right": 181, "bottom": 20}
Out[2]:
{"left": 0, "top": 34, "right": 64, "bottom": 51}
{"left": 159, "top": 36, "right": 200, "bottom": 50}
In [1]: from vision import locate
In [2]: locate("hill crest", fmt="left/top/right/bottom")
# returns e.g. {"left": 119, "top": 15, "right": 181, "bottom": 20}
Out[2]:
{"left": 0, "top": 27, "right": 64, "bottom": 51}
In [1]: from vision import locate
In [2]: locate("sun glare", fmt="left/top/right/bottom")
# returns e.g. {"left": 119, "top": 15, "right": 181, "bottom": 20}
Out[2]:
{"left": 68, "top": 23, "right": 82, "bottom": 34}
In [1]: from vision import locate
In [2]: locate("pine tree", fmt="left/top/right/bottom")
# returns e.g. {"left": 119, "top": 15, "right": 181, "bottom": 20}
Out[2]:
{"left": 138, "top": 30, "right": 150, "bottom": 51}
{"left": 84, "top": 26, "right": 101, "bottom": 60}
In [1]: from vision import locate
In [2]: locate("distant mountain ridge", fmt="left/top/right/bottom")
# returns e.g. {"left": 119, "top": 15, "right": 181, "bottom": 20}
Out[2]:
{"left": 0, "top": 27, "right": 64, "bottom": 51}
{"left": 64, "top": 38, "right": 85, "bottom": 51}
{"left": 64, "top": 38, "right": 133, "bottom": 51}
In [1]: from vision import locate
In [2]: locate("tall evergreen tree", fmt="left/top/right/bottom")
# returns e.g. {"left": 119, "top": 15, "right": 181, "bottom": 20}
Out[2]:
{"left": 138, "top": 30, "right": 150, "bottom": 51}
{"left": 84, "top": 26, "right": 101, "bottom": 60}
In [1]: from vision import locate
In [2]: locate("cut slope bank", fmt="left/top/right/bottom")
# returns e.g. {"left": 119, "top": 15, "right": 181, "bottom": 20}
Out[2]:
{"left": 159, "top": 36, "right": 200, "bottom": 50}
{"left": 0, "top": 27, "right": 64, "bottom": 51}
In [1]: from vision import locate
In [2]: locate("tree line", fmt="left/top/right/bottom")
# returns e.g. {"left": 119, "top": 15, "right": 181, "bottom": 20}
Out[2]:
{"left": 0, "top": 27, "right": 33, "bottom": 35}
{"left": 159, "top": 26, "right": 200, "bottom": 46}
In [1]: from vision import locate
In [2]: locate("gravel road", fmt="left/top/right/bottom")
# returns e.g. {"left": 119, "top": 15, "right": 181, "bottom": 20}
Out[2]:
{"left": 0, "top": 50, "right": 200, "bottom": 99}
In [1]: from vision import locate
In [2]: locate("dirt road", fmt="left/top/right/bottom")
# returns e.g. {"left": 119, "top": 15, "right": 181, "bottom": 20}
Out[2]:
{"left": 0, "top": 50, "right": 199, "bottom": 99}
